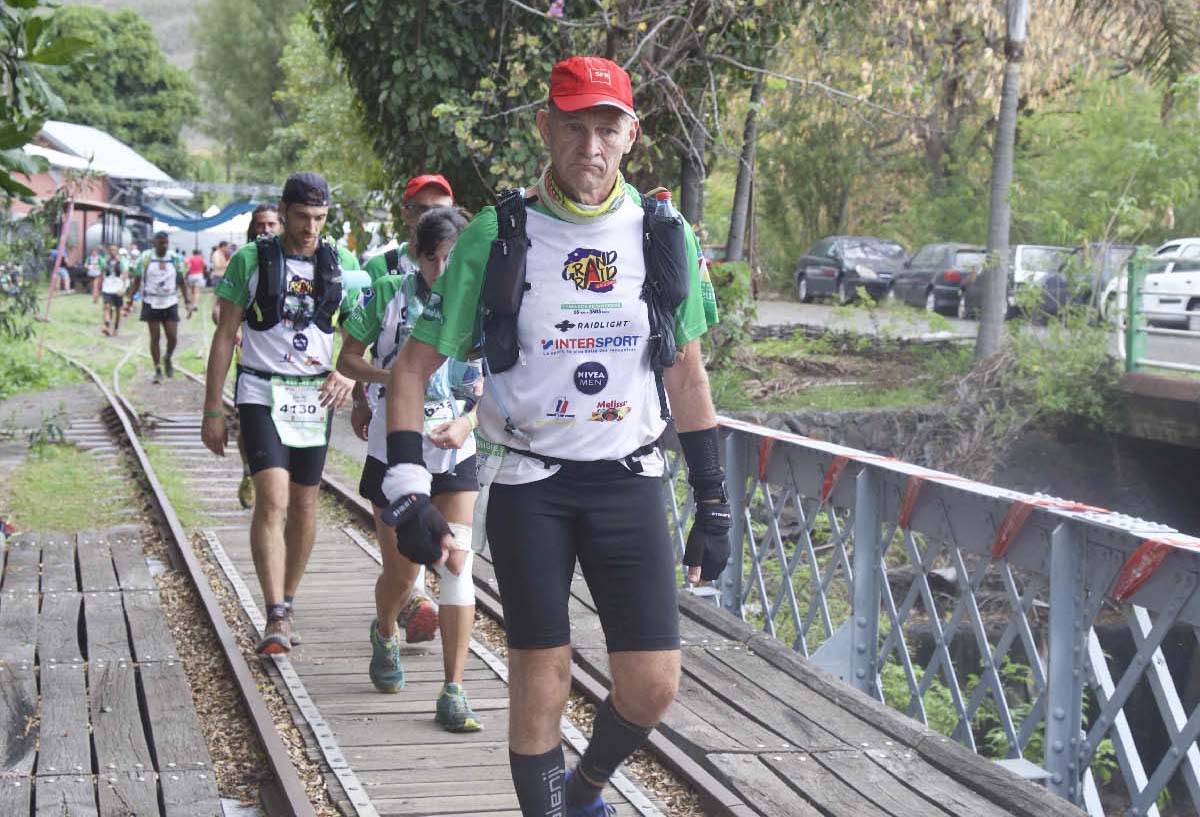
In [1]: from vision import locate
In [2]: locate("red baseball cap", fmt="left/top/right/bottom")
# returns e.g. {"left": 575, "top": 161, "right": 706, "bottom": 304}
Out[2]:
{"left": 403, "top": 174, "right": 454, "bottom": 202}
{"left": 549, "top": 56, "right": 636, "bottom": 119}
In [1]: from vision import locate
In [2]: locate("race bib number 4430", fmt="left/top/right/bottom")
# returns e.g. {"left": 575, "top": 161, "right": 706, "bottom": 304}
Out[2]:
{"left": 270, "top": 378, "right": 329, "bottom": 448}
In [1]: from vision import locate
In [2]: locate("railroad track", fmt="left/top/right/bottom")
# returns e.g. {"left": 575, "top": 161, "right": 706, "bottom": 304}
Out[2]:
{"left": 45, "top": 339, "right": 714, "bottom": 816}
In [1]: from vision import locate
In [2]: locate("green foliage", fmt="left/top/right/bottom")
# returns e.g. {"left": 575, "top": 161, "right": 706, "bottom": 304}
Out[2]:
{"left": 1005, "top": 305, "right": 1121, "bottom": 429}
{"left": 315, "top": 0, "right": 805, "bottom": 211}
{"left": 43, "top": 6, "right": 198, "bottom": 176}
{"left": 266, "top": 13, "right": 387, "bottom": 247}
{"left": 192, "top": 0, "right": 305, "bottom": 175}
{"left": 703, "top": 260, "right": 756, "bottom": 365}
{"left": 0, "top": 343, "right": 78, "bottom": 400}
{"left": 0, "top": 0, "right": 88, "bottom": 198}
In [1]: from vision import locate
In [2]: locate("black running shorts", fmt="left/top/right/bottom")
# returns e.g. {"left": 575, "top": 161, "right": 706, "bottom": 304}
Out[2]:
{"left": 102, "top": 293, "right": 123, "bottom": 308}
{"left": 486, "top": 460, "right": 680, "bottom": 652}
{"left": 237, "top": 403, "right": 331, "bottom": 486}
{"left": 359, "top": 455, "right": 478, "bottom": 508}
{"left": 140, "top": 303, "right": 179, "bottom": 322}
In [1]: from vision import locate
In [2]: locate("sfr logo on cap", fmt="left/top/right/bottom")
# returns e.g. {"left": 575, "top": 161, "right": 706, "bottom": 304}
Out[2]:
{"left": 588, "top": 64, "right": 612, "bottom": 85}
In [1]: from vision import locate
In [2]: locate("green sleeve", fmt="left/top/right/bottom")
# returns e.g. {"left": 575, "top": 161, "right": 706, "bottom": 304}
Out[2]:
{"left": 338, "top": 246, "right": 361, "bottom": 270}
{"left": 344, "top": 274, "right": 403, "bottom": 346}
{"left": 364, "top": 253, "right": 389, "bottom": 283}
{"left": 215, "top": 243, "right": 256, "bottom": 308}
{"left": 335, "top": 246, "right": 364, "bottom": 315}
{"left": 410, "top": 207, "right": 495, "bottom": 360}
{"left": 675, "top": 224, "right": 716, "bottom": 345}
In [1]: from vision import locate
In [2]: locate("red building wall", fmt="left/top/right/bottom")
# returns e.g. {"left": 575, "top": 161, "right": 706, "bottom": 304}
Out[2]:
{"left": 8, "top": 170, "right": 110, "bottom": 265}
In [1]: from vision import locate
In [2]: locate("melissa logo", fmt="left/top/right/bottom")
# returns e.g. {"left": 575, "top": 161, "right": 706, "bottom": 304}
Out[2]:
{"left": 573, "top": 362, "right": 608, "bottom": 395}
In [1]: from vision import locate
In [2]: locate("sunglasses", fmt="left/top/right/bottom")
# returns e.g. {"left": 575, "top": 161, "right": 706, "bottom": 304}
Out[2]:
{"left": 403, "top": 202, "right": 437, "bottom": 215}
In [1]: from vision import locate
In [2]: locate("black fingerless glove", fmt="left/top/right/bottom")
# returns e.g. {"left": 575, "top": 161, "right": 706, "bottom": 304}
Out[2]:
{"left": 679, "top": 427, "right": 732, "bottom": 581}
{"left": 381, "top": 492, "right": 452, "bottom": 566}
{"left": 380, "top": 431, "right": 449, "bottom": 566}
{"left": 684, "top": 498, "right": 733, "bottom": 580}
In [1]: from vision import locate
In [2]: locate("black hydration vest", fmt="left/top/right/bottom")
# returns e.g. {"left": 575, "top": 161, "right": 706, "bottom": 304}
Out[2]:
{"left": 245, "top": 234, "right": 344, "bottom": 334}
{"left": 384, "top": 247, "right": 404, "bottom": 277}
{"left": 480, "top": 188, "right": 690, "bottom": 421}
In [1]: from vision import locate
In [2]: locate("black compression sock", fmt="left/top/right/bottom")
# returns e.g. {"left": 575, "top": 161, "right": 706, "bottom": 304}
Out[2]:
{"left": 572, "top": 697, "right": 652, "bottom": 804}
{"left": 509, "top": 746, "right": 565, "bottom": 817}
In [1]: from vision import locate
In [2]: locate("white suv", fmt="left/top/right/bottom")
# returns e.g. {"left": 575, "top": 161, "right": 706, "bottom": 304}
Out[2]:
{"left": 1101, "top": 238, "right": 1200, "bottom": 329}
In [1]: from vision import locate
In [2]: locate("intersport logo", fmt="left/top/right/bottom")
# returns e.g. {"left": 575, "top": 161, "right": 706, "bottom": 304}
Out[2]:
{"left": 539, "top": 335, "right": 640, "bottom": 355}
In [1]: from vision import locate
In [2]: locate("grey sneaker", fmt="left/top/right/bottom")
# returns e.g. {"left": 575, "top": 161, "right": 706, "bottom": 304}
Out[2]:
{"left": 256, "top": 618, "right": 291, "bottom": 656}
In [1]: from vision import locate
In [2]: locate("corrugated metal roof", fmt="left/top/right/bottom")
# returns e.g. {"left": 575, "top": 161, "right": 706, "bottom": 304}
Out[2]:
{"left": 38, "top": 120, "right": 174, "bottom": 182}
{"left": 22, "top": 143, "right": 91, "bottom": 170}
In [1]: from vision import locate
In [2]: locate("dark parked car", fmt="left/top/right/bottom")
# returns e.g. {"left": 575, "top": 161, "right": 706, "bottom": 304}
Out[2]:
{"left": 1042, "top": 242, "right": 1136, "bottom": 315}
{"left": 961, "top": 244, "right": 1071, "bottom": 319}
{"left": 892, "top": 243, "right": 985, "bottom": 315}
{"left": 793, "top": 236, "right": 908, "bottom": 303}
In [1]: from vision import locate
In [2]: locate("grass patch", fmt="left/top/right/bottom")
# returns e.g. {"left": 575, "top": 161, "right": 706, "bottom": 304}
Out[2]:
{"left": 1, "top": 444, "right": 132, "bottom": 530}
{"left": 0, "top": 341, "right": 82, "bottom": 399}
{"left": 142, "top": 441, "right": 208, "bottom": 529}
{"left": 711, "top": 367, "right": 936, "bottom": 412}
{"left": 325, "top": 446, "right": 365, "bottom": 487}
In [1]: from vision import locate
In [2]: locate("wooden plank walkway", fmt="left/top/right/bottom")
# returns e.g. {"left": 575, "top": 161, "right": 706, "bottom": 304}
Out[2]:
{"left": 472, "top": 539, "right": 1086, "bottom": 817}
{"left": 0, "top": 526, "right": 222, "bottom": 816}
{"left": 151, "top": 416, "right": 665, "bottom": 817}
{"left": 152, "top": 406, "right": 1086, "bottom": 817}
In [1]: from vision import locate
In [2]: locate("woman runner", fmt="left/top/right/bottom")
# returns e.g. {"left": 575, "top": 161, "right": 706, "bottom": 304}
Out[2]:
{"left": 336, "top": 206, "right": 482, "bottom": 732}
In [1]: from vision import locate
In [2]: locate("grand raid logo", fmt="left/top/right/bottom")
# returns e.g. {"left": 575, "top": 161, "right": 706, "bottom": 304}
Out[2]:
{"left": 562, "top": 248, "right": 618, "bottom": 293}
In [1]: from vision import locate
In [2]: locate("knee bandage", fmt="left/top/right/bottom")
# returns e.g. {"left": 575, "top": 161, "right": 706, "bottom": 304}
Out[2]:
{"left": 436, "top": 522, "right": 475, "bottom": 606}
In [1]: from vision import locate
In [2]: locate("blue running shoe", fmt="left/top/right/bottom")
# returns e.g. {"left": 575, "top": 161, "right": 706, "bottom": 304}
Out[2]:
{"left": 368, "top": 619, "right": 404, "bottom": 693}
{"left": 564, "top": 770, "right": 616, "bottom": 817}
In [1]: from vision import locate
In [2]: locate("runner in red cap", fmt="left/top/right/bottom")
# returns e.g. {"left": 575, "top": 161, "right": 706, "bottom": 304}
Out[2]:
{"left": 379, "top": 55, "right": 727, "bottom": 817}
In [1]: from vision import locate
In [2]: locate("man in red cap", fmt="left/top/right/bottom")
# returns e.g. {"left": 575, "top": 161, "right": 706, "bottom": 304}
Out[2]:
{"left": 364, "top": 174, "right": 455, "bottom": 284}
{"left": 378, "top": 56, "right": 728, "bottom": 817}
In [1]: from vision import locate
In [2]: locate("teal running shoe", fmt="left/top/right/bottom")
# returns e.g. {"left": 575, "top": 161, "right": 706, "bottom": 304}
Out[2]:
{"left": 368, "top": 619, "right": 404, "bottom": 693}
{"left": 435, "top": 682, "right": 482, "bottom": 733}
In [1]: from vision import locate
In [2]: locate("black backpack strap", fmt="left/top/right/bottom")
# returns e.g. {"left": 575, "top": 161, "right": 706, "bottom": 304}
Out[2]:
{"left": 495, "top": 188, "right": 527, "bottom": 244}
{"left": 385, "top": 248, "right": 400, "bottom": 276}
{"left": 481, "top": 189, "right": 531, "bottom": 371}
{"left": 249, "top": 234, "right": 282, "bottom": 327}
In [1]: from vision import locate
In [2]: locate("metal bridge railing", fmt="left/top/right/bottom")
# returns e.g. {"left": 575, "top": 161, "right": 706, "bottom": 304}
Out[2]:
{"left": 663, "top": 418, "right": 1200, "bottom": 816}
{"left": 1118, "top": 250, "right": 1200, "bottom": 375}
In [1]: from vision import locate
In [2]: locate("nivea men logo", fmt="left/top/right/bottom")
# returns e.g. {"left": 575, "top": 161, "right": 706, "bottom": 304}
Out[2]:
{"left": 573, "top": 362, "right": 608, "bottom": 395}
{"left": 292, "top": 333, "right": 308, "bottom": 351}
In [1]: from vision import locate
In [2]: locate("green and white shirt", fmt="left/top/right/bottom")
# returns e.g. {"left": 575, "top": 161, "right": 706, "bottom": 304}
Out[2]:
{"left": 411, "top": 186, "right": 715, "bottom": 485}
{"left": 363, "top": 241, "right": 419, "bottom": 284}
{"left": 343, "top": 272, "right": 480, "bottom": 473}
{"left": 216, "top": 241, "right": 360, "bottom": 406}
{"left": 134, "top": 250, "right": 186, "bottom": 309}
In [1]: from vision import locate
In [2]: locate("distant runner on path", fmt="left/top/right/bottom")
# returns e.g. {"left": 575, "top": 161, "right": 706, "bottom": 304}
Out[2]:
{"left": 127, "top": 231, "right": 189, "bottom": 383}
